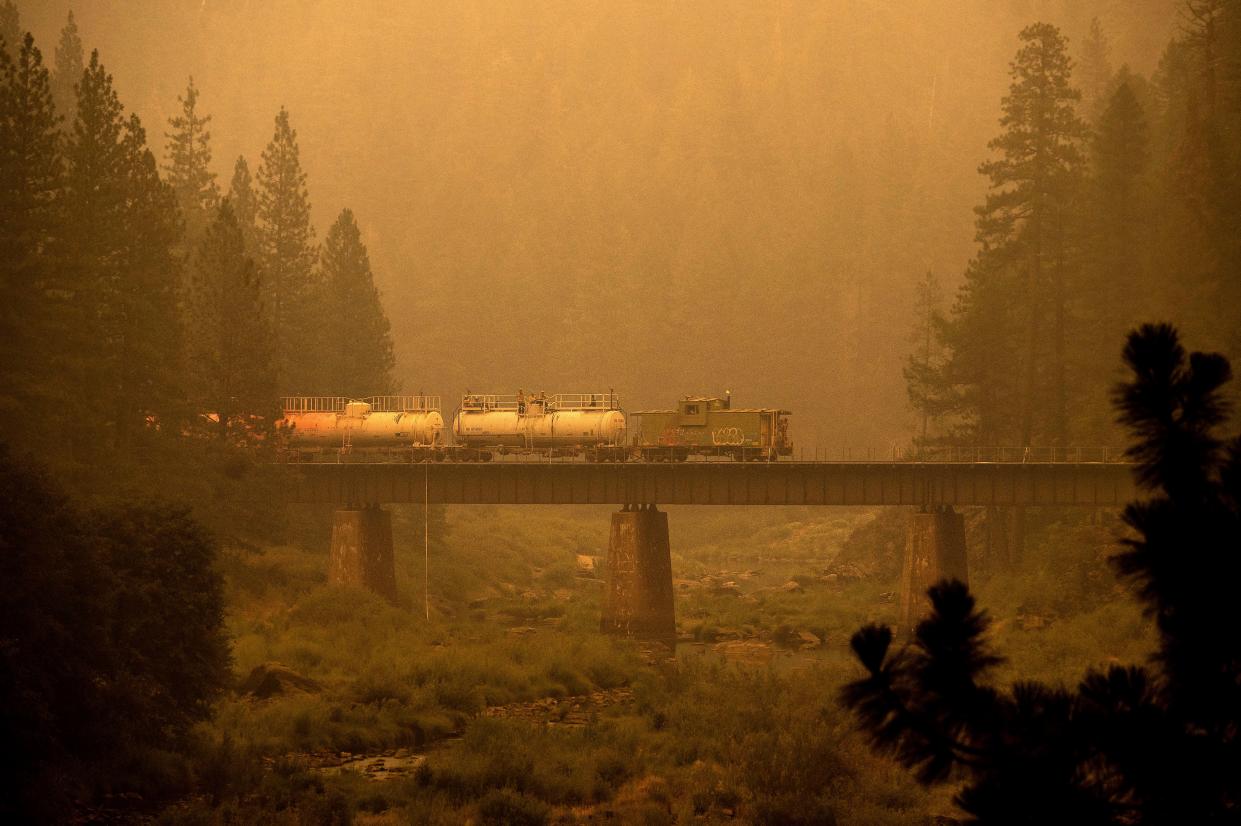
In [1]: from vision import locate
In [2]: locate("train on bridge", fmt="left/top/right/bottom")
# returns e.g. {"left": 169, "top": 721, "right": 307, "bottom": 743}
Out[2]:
{"left": 278, "top": 392, "right": 794, "bottom": 463}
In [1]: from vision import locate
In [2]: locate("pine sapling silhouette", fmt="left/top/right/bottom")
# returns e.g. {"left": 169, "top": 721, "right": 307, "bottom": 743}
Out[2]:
{"left": 841, "top": 323, "right": 1241, "bottom": 824}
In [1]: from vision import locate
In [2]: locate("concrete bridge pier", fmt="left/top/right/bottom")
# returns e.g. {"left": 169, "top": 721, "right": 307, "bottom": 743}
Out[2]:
{"left": 899, "top": 505, "right": 968, "bottom": 634}
{"left": 328, "top": 504, "right": 398, "bottom": 602}
{"left": 601, "top": 504, "right": 676, "bottom": 649}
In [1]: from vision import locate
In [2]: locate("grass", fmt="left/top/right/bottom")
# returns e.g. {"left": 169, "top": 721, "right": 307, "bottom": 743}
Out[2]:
{"left": 157, "top": 502, "right": 1157, "bottom": 823}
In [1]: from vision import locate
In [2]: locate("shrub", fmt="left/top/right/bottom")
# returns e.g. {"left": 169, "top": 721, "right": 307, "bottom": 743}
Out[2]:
{"left": 477, "top": 789, "right": 550, "bottom": 826}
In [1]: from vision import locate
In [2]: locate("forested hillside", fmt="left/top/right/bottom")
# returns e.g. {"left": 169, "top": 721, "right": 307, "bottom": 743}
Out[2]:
{"left": 0, "top": 4, "right": 395, "bottom": 487}
{"left": 17, "top": 1, "right": 1183, "bottom": 445}
{"left": 909, "top": 7, "right": 1241, "bottom": 449}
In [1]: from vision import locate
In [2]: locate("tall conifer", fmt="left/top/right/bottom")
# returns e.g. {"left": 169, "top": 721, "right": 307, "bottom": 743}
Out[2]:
{"left": 255, "top": 108, "right": 317, "bottom": 390}
{"left": 936, "top": 23, "right": 1087, "bottom": 447}
{"left": 50, "top": 10, "right": 81, "bottom": 128}
{"left": 1076, "top": 80, "right": 1153, "bottom": 440}
{"left": 1079, "top": 18, "right": 1113, "bottom": 118}
{"left": 0, "top": 33, "right": 60, "bottom": 443}
{"left": 164, "top": 77, "right": 217, "bottom": 251}
{"left": 903, "top": 271, "right": 947, "bottom": 447}
{"left": 319, "top": 208, "right": 395, "bottom": 395}
{"left": 185, "top": 200, "right": 277, "bottom": 442}
{"left": 227, "top": 155, "right": 258, "bottom": 254}
{"left": 61, "top": 51, "right": 182, "bottom": 455}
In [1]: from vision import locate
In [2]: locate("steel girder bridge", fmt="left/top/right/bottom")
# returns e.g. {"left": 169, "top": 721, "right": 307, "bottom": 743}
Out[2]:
{"left": 289, "top": 459, "right": 1136, "bottom": 646}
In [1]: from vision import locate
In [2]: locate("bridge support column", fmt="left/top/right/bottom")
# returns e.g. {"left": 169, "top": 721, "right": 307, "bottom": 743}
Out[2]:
{"left": 328, "top": 504, "right": 397, "bottom": 602}
{"left": 899, "top": 506, "right": 968, "bottom": 634}
{"left": 601, "top": 504, "right": 676, "bottom": 649}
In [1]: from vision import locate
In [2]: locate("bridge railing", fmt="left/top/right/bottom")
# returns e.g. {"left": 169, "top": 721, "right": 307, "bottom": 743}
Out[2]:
{"left": 886, "top": 445, "right": 1123, "bottom": 464}
{"left": 280, "top": 445, "right": 1127, "bottom": 464}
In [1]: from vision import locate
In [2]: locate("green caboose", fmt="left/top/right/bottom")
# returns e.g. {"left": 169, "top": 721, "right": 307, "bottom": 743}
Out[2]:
{"left": 631, "top": 394, "right": 792, "bottom": 461}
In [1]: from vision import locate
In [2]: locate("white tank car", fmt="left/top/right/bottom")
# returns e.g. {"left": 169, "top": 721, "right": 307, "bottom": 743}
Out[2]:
{"left": 452, "top": 392, "right": 625, "bottom": 450}
{"left": 281, "top": 397, "right": 443, "bottom": 450}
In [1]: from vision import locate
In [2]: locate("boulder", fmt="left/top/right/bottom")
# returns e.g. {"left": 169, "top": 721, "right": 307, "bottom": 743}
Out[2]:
{"left": 239, "top": 662, "right": 322, "bottom": 699}
{"left": 781, "top": 580, "right": 803, "bottom": 593}
{"left": 797, "top": 630, "right": 823, "bottom": 649}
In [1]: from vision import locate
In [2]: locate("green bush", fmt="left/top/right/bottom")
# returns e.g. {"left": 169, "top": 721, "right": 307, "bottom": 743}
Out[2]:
{"left": 476, "top": 789, "right": 550, "bottom": 826}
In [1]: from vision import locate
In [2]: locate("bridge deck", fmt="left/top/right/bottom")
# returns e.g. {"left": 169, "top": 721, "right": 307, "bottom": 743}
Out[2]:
{"left": 287, "top": 461, "right": 1137, "bottom": 507}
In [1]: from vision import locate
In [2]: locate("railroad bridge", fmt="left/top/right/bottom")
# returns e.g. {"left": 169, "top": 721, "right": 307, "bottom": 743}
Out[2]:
{"left": 287, "top": 457, "right": 1136, "bottom": 645}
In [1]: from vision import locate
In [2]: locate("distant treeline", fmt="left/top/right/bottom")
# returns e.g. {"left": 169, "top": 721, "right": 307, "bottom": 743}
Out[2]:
{"left": 0, "top": 4, "right": 396, "bottom": 475}
{"left": 908, "top": 10, "right": 1241, "bottom": 449}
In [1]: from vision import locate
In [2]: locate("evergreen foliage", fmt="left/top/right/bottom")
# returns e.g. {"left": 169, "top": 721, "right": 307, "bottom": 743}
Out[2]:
{"left": 164, "top": 76, "right": 218, "bottom": 251}
{"left": 0, "top": 446, "right": 229, "bottom": 820}
{"left": 50, "top": 10, "right": 82, "bottom": 128}
{"left": 319, "top": 207, "right": 395, "bottom": 395}
{"left": 185, "top": 199, "right": 279, "bottom": 443}
{"left": 59, "top": 51, "right": 183, "bottom": 457}
{"left": 904, "top": 271, "right": 945, "bottom": 447}
{"left": 0, "top": 34, "right": 60, "bottom": 445}
{"left": 256, "top": 107, "right": 318, "bottom": 391}
{"left": 227, "top": 154, "right": 258, "bottom": 254}
{"left": 1079, "top": 18, "right": 1113, "bottom": 117}
{"left": 1074, "top": 76, "right": 1154, "bottom": 442}
{"left": 916, "top": 23, "right": 1089, "bottom": 447}
{"left": 976, "top": 22, "right": 1086, "bottom": 445}
{"left": 845, "top": 323, "right": 1241, "bottom": 824}
{"left": 910, "top": 11, "right": 1241, "bottom": 452}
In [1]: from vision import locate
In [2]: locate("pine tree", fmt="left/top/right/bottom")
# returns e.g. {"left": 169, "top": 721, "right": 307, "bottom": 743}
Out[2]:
{"left": 844, "top": 324, "right": 1241, "bottom": 824}
{"left": 116, "top": 113, "right": 184, "bottom": 441}
{"left": 938, "top": 23, "right": 1087, "bottom": 447}
{"left": 164, "top": 76, "right": 217, "bottom": 252}
{"left": 319, "top": 208, "right": 395, "bottom": 395}
{"left": 1079, "top": 17, "right": 1113, "bottom": 119}
{"left": 903, "top": 270, "right": 946, "bottom": 448}
{"left": 0, "top": 33, "right": 60, "bottom": 444}
{"left": 1074, "top": 77, "right": 1152, "bottom": 442}
{"left": 0, "top": 1, "right": 18, "bottom": 59}
{"left": 60, "top": 51, "right": 182, "bottom": 456}
{"left": 255, "top": 107, "right": 318, "bottom": 390}
{"left": 1175, "top": 0, "right": 1241, "bottom": 360}
{"left": 227, "top": 155, "right": 258, "bottom": 254}
{"left": 50, "top": 10, "right": 81, "bottom": 128}
{"left": 185, "top": 200, "right": 278, "bottom": 443}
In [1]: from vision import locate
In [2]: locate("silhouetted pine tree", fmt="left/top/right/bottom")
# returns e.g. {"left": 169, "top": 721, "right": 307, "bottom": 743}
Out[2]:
{"left": 1074, "top": 77, "right": 1154, "bottom": 443}
{"left": 50, "top": 10, "right": 81, "bottom": 128}
{"left": 227, "top": 154, "right": 258, "bottom": 254}
{"left": 1079, "top": 18, "right": 1113, "bottom": 118}
{"left": 116, "top": 113, "right": 184, "bottom": 440}
{"left": 913, "top": 25, "right": 1087, "bottom": 446}
{"left": 977, "top": 22, "right": 1087, "bottom": 446}
{"left": 256, "top": 107, "right": 318, "bottom": 391}
{"left": 1171, "top": 0, "right": 1241, "bottom": 360}
{"left": 319, "top": 208, "right": 395, "bottom": 395}
{"left": 843, "top": 323, "right": 1241, "bottom": 824}
{"left": 185, "top": 200, "right": 278, "bottom": 443}
{"left": 903, "top": 270, "right": 948, "bottom": 447}
{"left": 60, "top": 51, "right": 182, "bottom": 456}
{"left": 915, "top": 23, "right": 1088, "bottom": 450}
{"left": 0, "top": 34, "right": 61, "bottom": 444}
{"left": 164, "top": 76, "right": 217, "bottom": 253}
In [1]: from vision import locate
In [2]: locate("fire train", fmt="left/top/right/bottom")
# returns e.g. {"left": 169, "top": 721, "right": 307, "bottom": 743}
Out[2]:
{"left": 277, "top": 391, "right": 791, "bottom": 462}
